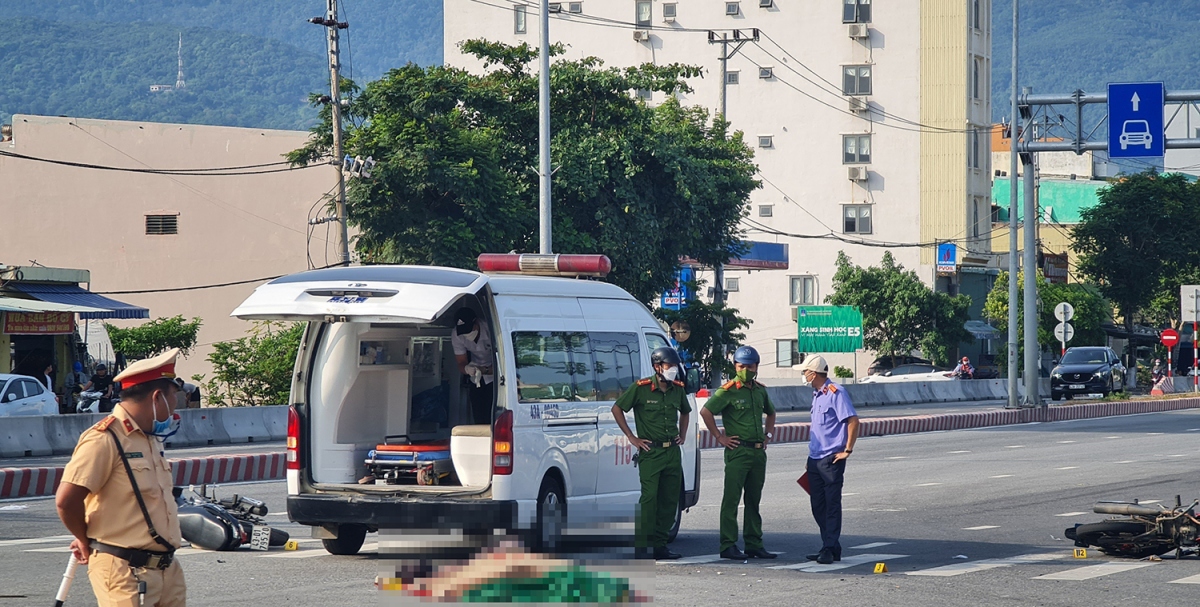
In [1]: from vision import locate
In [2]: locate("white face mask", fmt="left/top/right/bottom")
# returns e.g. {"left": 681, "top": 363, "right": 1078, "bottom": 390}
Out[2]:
{"left": 660, "top": 366, "right": 679, "bottom": 382}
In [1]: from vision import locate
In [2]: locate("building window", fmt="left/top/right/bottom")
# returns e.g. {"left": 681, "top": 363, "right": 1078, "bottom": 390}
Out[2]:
{"left": 759, "top": 66, "right": 774, "bottom": 79}
{"left": 972, "top": 197, "right": 982, "bottom": 238}
{"left": 514, "top": 5, "right": 527, "bottom": 34}
{"left": 635, "top": 88, "right": 652, "bottom": 101}
{"left": 726, "top": 2, "right": 741, "bottom": 16}
{"left": 569, "top": 2, "right": 583, "bottom": 13}
{"left": 843, "top": 205, "right": 873, "bottom": 234}
{"left": 758, "top": 204, "right": 774, "bottom": 217}
{"left": 843, "top": 0, "right": 871, "bottom": 23}
{"left": 726, "top": 71, "right": 740, "bottom": 85}
{"left": 759, "top": 0, "right": 775, "bottom": 7}
{"left": 758, "top": 135, "right": 773, "bottom": 148}
{"left": 725, "top": 277, "right": 740, "bottom": 292}
{"left": 972, "top": 0, "right": 983, "bottom": 30}
{"left": 548, "top": 2, "right": 562, "bottom": 13}
{"left": 842, "top": 65, "right": 872, "bottom": 95}
{"left": 790, "top": 275, "right": 816, "bottom": 306}
{"left": 635, "top": 1, "right": 652, "bottom": 27}
{"left": 776, "top": 339, "right": 800, "bottom": 368}
{"left": 145, "top": 214, "right": 179, "bottom": 235}
{"left": 972, "top": 56, "right": 983, "bottom": 100}
{"left": 843, "top": 134, "right": 871, "bottom": 164}
{"left": 970, "top": 129, "right": 981, "bottom": 169}
{"left": 663, "top": 3, "right": 677, "bottom": 20}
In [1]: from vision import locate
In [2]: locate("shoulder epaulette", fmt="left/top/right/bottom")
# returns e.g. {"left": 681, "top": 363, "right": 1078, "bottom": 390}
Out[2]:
{"left": 721, "top": 380, "right": 737, "bottom": 390}
{"left": 636, "top": 378, "right": 653, "bottom": 386}
{"left": 828, "top": 383, "right": 839, "bottom": 393}
{"left": 672, "top": 380, "right": 686, "bottom": 387}
{"left": 93, "top": 416, "right": 117, "bottom": 432}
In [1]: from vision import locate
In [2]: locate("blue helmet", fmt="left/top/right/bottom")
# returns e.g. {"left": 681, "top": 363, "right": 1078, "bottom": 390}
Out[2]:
{"left": 732, "top": 346, "right": 760, "bottom": 365}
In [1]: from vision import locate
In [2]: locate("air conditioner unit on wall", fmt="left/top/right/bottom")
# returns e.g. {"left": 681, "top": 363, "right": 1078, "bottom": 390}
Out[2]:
{"left": 633, "top": 29, "right": 651, "bottom": 41}
{"left": 848, "top": 23, "right": 869, "bottom": 39}
{"left": 847, "top": 166, "right": 868, "bottom": 181}
{"left": 848, "top": 96, "right": 869, "bottom": 113}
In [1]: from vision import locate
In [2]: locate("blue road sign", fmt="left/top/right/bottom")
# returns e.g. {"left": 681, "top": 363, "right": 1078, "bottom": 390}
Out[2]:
{"left": 1108, "top": 82, "right": 1164, "bottom": 158}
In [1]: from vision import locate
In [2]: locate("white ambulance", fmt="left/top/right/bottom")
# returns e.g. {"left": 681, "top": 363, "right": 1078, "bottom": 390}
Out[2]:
{"left": 231, "top": 255, "right": 700, "bottom": 555}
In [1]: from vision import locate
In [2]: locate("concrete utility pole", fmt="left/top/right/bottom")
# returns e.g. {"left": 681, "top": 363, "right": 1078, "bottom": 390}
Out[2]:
{"left": 1007, "top": 0, "right": 1020, "bottom": 408}
{"left": 538, "top": 0, "right": 552, "bottom": 254}
{"left": 1021, "top": 86, "right": 1039, "bottom": 406}
{"left": 312, "top": 1, "right": 351, "bottom": 267}
{"left": 707, "top": 29, "right": 757, "bottom": 388}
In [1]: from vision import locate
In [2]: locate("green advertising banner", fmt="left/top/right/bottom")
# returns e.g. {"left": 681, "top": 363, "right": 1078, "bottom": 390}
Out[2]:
{"left": 795, "top": 306, "right": 864, "bottom": 353}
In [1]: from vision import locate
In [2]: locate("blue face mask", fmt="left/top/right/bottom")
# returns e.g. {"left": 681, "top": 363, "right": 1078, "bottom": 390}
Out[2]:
{"left": 149, "top": 394, "right": 179, "bottom": 439}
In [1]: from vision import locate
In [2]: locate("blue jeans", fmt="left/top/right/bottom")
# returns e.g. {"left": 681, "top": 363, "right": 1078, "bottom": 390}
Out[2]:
{"left": 807, "top": 454, "right": 846, "bottom": 552}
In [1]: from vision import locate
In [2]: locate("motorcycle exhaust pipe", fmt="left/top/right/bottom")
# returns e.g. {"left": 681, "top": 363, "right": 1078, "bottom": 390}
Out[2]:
{"left": 1094, "top": 502, "right": 1162, "bottom": 517}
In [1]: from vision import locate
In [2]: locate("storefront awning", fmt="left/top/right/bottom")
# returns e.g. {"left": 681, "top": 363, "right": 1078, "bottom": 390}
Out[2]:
{"left": 0, "top": 295, "right": 109, "bottom": 314}
{"left": 965, "top": 320, "right": 1002, "bottom": 340}
{"left": 7, "top": 283, "right": 149, "bottom": 319}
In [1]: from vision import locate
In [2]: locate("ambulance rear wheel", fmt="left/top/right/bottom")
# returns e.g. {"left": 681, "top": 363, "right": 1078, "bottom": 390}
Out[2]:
{"left": 535, "top": 476, "right": 567, "bottom": 552}
{"left": 666, "top": 481, "right": 684, "bottom": 543}
{"left": 322, "top": 524, "right": 367, "bottom": 555}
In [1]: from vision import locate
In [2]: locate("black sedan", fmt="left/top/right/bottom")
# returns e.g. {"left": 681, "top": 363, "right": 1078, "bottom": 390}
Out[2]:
{"left": 1050, "top": 347, "right": 1126, "bottom": 400}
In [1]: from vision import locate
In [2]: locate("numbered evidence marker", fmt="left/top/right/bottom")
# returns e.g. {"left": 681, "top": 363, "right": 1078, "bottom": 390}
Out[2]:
{"left": 1073, "top": 548, "right": 1088, "bottom": 559}
{"left": 284, "top": 540, "right": 299, "bottom": 551}
{"left": 874, "top": 562, "right": 889, "bottom": 574}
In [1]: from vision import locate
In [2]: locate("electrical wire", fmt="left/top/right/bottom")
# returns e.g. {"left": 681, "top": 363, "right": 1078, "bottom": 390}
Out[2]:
{"left": 0, "top": 149, "right": 323, "bottom": 176}
{"left": 92, "top": 265, "right": 341, "bottom": 295}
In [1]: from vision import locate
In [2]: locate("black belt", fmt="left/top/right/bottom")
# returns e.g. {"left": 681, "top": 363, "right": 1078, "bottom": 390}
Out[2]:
{"left": 90, "top": 540, "right": 175, "bottom": 570}
{"left": 646, "top": 440, "right": 678, "bottom": 449}
{"left": 730, "top": 441, "right": 765, "bottom": 449}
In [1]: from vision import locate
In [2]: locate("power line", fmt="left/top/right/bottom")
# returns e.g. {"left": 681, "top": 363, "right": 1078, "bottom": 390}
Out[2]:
{"left": 0, "top": 149, "right": 323, "bottom": 176}
{"left": 93, "top": 265, "right": 341, "bottom": 295}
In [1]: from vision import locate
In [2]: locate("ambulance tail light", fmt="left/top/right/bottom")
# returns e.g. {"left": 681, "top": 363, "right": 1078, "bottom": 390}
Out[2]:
{"left": 477, "top": 254, "right": 612, "bottom": 277}
{"left": 286, "top": 406, "right": 300, "bottom": 470}
{"left": 493, "top": 409, "right": 514, "bottom": 475}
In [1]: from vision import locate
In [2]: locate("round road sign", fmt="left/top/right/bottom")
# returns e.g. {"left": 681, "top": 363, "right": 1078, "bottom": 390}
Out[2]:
{"left": 1161, "top": 328, "right": 1180, "bottom": 348}
{"left": 1055, "top": 302, "right": 1075, "bottom": 322}
{"left": 1055, "top": 322, "right": 1075, "bottom": 343}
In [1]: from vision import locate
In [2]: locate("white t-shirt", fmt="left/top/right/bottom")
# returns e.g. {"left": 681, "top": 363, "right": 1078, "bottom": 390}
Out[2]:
{"left": 452, "top": 321, "right": 495, "bottom": 384}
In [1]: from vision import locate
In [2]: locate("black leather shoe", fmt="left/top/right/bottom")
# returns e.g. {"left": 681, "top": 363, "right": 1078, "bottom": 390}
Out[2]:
{"left": 719, "top": 546, "right": 748, "bottom": 560}
{"left": 744, "top": 548, "right": 777, "bottom": 559}
{"left": 806, "top": 550, "right": 842, "bottom": 562}
{"left": 816, "top": 548, "right": 835, "bottom": 564}
{"left": 654, "top": 547, "right": 682, "bottom": 560}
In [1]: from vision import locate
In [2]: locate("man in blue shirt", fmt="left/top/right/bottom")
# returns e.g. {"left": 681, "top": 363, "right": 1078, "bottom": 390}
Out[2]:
{"left": 801, "top": 355, "right": 859, "bottom": 565}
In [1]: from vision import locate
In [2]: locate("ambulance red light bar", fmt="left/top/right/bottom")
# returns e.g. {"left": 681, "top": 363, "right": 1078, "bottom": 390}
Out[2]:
{"left": 477, "top": 254, "right": 612, "bottom": 277}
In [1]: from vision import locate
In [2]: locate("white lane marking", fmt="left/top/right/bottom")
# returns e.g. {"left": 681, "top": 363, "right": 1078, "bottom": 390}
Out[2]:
{"left": 1056, "top": 466, "right": 1078, "bottom": 470}
{"left": 1146, "top": 432, "right": 1164, "bottom": 436}
{"left": 848, "top": 542, "right": 894, "bottom": 550}
{"left": 1105, "top": 436, "right": 1120, "bottom": 439}
{"left": 1114, "top": 460, "right": 1135, "bottom": 464}
{"left": 672, "top": 554, "right": 722, "bottom": 565}
{"left": 1170, "top": 454, "right": 1187, "bottom": 457}
{"left": 915, "top": 482, "right": 942, "bottom": 487}
{"left": 1187, "top": 428, "right": 1200, "bottom": 432}
{"left": 1004, "top": 445, "right": 1025, "bottom": 449}
{"left": 947, "top": 450, "right": 971, "bottom": 454}
{"left": 1033, "top": 561, "right": 1154, "bottom": 580}
{"left": 990, "top": 475, "right": 1014, "bottom": 478}
{"left": 770, "top": 553, "right": 908, "bottom": 572}
{"left": 1056, "top": 440, "right": 1077, "bottom": 444}
{"left": 262, "top": 547, "right": 332, "bottom": 559}
{"left": 963, "top": 525, "right": 999, "bottom": 530}
{"left": 842, "top": 493, "right": 859, "bottom": 497}
{"left": 0, "top": 535, "right": 73, "bottom": 547}
{"left": 907, "top": 552, "right": 1060, "bottom": 577}
{"left": 1055, "top": 512, "right": 1088, "bottom": 517}
{"left": 885, "top": 456, "right": 908, "bottom": 460}
{"left": 25, "top": 546, "right": 73, "bottom": 553}
{"left": 1170, "top": 573, "right": 1200, "bottom": 584}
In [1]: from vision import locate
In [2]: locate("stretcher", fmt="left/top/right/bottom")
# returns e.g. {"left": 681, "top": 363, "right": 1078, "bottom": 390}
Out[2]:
{"left": 364, "top": 440, "right": 454, "bottom": 485}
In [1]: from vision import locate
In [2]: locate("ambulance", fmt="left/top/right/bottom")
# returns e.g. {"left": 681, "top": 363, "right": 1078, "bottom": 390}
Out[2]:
{"left": 231, "top": 254, "right": 701, "bottom": 555}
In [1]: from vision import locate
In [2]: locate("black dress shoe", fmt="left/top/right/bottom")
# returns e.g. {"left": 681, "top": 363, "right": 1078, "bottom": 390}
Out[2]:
{"left": 719, "top": 546, "right": 748, "bottom": 560}
{"left": 744, "top": 548, "right": 777, "bottom": 559}
{"left": 806, "top": 550, "right": 842, "bottom": 562}
{"left": 654, "top": 547, "right": 682, "bottom": 560}
{"left": 816, "top": 548, "right": 835, "bottom": 564}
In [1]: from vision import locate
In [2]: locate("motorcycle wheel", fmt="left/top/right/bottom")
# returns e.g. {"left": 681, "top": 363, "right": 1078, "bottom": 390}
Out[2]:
{"left": 1073, "top": 521, "right": 1173, "bottom": 558}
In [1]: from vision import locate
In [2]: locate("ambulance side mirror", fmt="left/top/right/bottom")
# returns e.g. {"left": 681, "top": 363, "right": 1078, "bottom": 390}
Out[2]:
{"left": 685, "top": 367, "right": 700, "bottom": 394}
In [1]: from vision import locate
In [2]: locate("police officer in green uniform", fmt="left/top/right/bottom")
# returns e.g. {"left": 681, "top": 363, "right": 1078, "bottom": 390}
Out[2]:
{"left": 700, "top": 346, "right": 777, "bottom": 559}
{"left": 612, "top": 346, "right": 690, "bottom": 560}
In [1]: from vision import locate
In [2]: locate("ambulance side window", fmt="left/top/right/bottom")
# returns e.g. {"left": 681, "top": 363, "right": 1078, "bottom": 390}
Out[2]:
{"left": 590, "top": 332, "right": 641, "bottom": 401}
{"left": 513, "top": 332, "right": 575, "bottom": 402}
{"left": 646, "top": 334, "right": 669, "bottom": 352}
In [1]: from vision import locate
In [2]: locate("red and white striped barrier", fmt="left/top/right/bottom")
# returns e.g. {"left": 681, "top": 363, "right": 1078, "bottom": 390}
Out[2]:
{"left": 0, "top": 453, "right": 286, "bottom": 500}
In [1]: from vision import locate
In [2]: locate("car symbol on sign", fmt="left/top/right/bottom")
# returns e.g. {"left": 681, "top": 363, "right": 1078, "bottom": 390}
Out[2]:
{"left": 1119, "top": 120, "right": 1152, "bottom": 150}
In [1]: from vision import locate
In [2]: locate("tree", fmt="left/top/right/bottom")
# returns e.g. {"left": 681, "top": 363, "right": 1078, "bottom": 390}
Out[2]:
{"left": 288, "top": 40, "right": 759, "bottom": 304}
{"left": 653, "top": 279, "right": 751, "bottom": 382}
{"left": 983, "top": 271, "right": 1110, "bottom": 356}
{"left": 826, "top": 251, "right": 972, "bottom": 366}
{"left": 198, "top": 321, "right": 302, "bottom": 407}
{"left": 1073, "top": 171, "right": 1200, "bottom": 345}
{"left": 105, "top": 315, "right": 202, "bottom": 360}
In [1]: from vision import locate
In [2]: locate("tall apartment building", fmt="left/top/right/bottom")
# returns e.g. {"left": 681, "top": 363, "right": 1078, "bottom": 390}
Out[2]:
{"left": 445, "top": 0, "right": 992, "bottom": 378}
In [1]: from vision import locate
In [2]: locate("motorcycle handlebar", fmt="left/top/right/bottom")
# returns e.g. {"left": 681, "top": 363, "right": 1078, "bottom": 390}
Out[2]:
{"left": 1093, "top": 502, "right": 1163, "bottom": 517}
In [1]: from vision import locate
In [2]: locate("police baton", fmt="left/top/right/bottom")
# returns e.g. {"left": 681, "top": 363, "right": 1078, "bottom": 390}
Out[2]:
{"left": 53, "top": 555, "right": 79, "bottom": 607}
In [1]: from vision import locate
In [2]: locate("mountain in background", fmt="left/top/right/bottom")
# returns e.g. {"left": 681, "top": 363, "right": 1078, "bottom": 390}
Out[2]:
{"left": 0, "top": 1, "right": 442, "bottom": 130}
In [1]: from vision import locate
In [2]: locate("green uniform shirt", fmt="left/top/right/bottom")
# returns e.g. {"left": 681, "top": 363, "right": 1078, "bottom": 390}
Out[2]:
{"left": 615, "top": 376, "right": 691, "bottom": 442}
{"left": 703, "top": 379, "right": 775, "bottom": 442}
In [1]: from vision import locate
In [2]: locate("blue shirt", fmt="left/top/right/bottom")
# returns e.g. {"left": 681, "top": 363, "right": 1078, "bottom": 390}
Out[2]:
{"left": 809, "top": 381, "right": 858, "bottom": 459}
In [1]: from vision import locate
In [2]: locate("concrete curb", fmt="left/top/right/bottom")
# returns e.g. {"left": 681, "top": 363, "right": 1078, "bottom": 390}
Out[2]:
{"left": 0, "top": 452, "right": 287, "bottom": 500}
{"left": 698, "top": 397, "right": 1200, "bottom": 449}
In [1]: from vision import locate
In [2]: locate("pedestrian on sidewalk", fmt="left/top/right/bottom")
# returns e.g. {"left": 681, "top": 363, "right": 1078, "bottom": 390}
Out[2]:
{"left": 700, "top": 346, "right": 778, "bottom": 560}
{"left": 801, "top": 355, "right": 860, "bottom": 565}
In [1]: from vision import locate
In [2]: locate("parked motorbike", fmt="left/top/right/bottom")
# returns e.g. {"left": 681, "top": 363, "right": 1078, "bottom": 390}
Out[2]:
{"left": 1065, "top": 496, "right": 1199, "bottom": 559}
{"left": 175, "top": 486, "right": 289, "bottom": 551}
{"left": 76, "top": 391, "right": 103, "bottom": 414}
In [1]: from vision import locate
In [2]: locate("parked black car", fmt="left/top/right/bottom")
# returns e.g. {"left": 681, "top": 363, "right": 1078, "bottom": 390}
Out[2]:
{"left": 867, "top": 355, "right": 931, "bottom": 376}
{"left": 1050, "top": 346, "right": 1126, "bottom": 400}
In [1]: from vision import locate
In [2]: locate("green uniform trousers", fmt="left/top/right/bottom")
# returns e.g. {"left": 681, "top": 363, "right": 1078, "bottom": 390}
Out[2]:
{"left": 720, "top": 447, "right": 767, "bottom": 551}
{"left": 636, "top": 445, "right": 682, "bottom": 548}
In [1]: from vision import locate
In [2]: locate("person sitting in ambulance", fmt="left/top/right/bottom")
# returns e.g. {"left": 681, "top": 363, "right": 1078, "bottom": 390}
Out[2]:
{"left": 452, "top": 308, "right": 495, "bottom": 424}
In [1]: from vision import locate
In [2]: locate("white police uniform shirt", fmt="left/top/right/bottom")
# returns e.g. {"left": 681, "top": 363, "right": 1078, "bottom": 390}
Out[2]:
{"left": 451, "top": 321, "right": 495, "bottom": 385}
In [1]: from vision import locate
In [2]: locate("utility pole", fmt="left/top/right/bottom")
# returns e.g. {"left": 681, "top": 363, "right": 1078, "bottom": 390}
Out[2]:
{"left": 1021, "top": 86, "right": 1039, "bottom": 406}
{"left": 310, "top": 2, "right": 351, "bottom": 266}
{"left": 538, "top": 0, "right": 552, "bottom": 254}
{"left": 1007, "top": 0, "right": 1019, "bottom": 408}
{"left": 707, "top": 28, "right": 757, "bottom": 388}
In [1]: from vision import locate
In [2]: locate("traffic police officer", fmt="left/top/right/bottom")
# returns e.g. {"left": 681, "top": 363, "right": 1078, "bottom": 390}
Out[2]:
{"left": 56, "top": 349, "right": 186, "bottom": 607}
{"left": 700, "top": 345, "right": 778, "bottom": 559}
{"left": 612, "top": 346, "right": 690, "bottom": 560}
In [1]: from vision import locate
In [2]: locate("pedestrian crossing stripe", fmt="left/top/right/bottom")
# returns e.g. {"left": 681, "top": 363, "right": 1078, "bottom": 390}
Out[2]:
{"left": 906, "top": 552, "right": 1060, "bottom": 577}
{"left": 1033, "top": 561, "right": 1153, "bottom": 581}
{"left": 769, "top": 553, "right": 908, "bottom": 572}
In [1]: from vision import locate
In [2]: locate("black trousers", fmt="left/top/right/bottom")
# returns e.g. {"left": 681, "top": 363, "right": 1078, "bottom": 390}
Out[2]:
{"left": 468, "top": 382, "right": 493, "bottom": 425}
{"left": 807, "top": 454, "right": 847, "bottom": 552}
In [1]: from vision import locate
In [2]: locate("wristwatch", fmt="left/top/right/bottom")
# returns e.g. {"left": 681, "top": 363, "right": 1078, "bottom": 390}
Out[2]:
{"left": 844, "top": 449, "right": 853, "bottom": 454}
{"left": 766, "top": 432, "right": 773, "bottom": 439}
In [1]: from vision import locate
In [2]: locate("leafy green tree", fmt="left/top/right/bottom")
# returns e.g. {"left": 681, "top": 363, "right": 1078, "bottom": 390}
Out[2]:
{"left": 198, "top": 321, "right": 302, "bottom": 407}
{"left": 983, "top": 271, "right": 1110, "bottom": 356}
{"left": 653, "top": 280, "right": 751, "bottom": 382}
{"left": 288, "top": 40, "right": 759, "bottom": 304}
{"left": 105, "top": 316, "right": 202, "bottom": 360}
{"left": 826, "top": 251, "right": 972, "bottom": 367}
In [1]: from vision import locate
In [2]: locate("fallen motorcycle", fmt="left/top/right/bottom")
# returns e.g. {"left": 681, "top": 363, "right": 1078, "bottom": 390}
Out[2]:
{"left": 175, "top": 486, "right": 289, "bottom": 551}
{"left": 1065, "top": 496, "right": 1199, "bottom": 559}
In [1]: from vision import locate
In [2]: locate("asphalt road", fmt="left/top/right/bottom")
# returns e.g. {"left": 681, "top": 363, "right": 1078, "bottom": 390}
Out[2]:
{"left": 2, "top": 410, "right": 1198, "bottom": 606}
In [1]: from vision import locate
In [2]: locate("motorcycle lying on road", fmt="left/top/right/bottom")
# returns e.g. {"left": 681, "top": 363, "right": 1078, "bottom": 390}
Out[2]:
{"left": 175, "top": 486, "right": 289, "bottom": 551}
{"left": 1065, "top": 496, "right": 1199, "bottom": 559}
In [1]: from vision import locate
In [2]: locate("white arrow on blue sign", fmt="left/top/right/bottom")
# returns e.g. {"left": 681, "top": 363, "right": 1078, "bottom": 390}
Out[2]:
{"left": 1108, "top": 82, "right": 1164, "bottom": 158}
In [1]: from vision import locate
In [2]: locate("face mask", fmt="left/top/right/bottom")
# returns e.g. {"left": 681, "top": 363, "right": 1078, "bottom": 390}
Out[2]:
{"left": 736, "top": 369, "right": 756, "bottom": 383}
{"left": 660, "top": 366, "right": 679, "bottom": 382}
{"left": 464, "top": 330, "right": 479, "bottom": 342}
{"left": 149, "top": 394, "right": 179, "bottom": 439}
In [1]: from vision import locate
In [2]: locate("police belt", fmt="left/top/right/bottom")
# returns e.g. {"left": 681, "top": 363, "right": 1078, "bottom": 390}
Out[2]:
{"left": 645, "top": 439, "right": 678, "bottom": 449}
{"left": 90, "top": 540, "right": 175, "bottom": 570}
{"left": 729, "top": 441, "right": 766, "bottom": 450}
